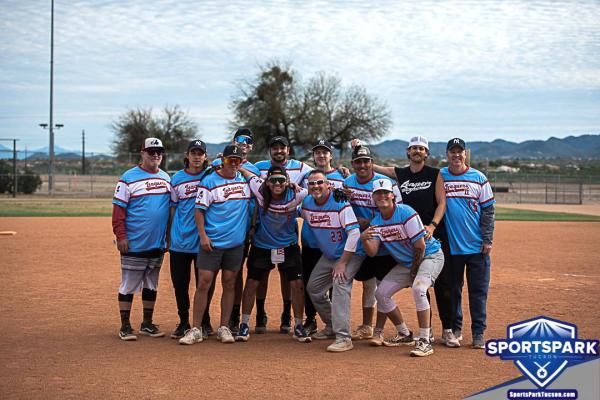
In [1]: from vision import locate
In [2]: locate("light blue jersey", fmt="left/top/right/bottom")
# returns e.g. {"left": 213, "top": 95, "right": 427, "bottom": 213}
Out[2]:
{"left": 440, "top": 166, "right": 495, "bottom": 255}
{"left": 248, "top": 176, "right": 308, "bottom": 249}
{"left": 169, "top": 169, "right": 204, "bottom": 253}
{"left": 195, "top": 170, "right": 251, "bottom": 249}
{"left": 300, "top": 193, "right": 360, "bottom": 260}
{"left": 370, "top": 204, "right": 441, "bottom": 266}
{"left": 255, "top": 159, "right": 313, "bottom": 184}
{"left": 300, "top": 168, "right": 345, "bottom": 248}
{"left": 113, "top": 166, "right": 171, "bottom": 252}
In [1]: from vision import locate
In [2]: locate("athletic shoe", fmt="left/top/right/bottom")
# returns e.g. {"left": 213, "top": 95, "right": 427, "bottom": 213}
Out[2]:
{"left": 179, "top": 327, "right": 203, "bottom": 345}
{"left": 236, "top": 323, "right": 250, "bottom": 342}
{"left": 472, "top": 334, "right": 485, "bottom": 349}
{"left": 139, "top": 322, "right": 165, "bottom": 338}
{"left": 170, "top": 322, "right": 190, "bottom": 339}
{"left": 312, "top": 327, "right": 336, "bottom": 340}
{"left": 369, "top": 331, "right": 384, "bottom": 346}
{"left": 229, "top": 313, "right": 240, "bottom": 335}
{"left": 217, "top": 326, "right": 235, "bottom": 343}
{"left": 383, "top": 331, "right": 415, "bottom": 347}
{"left": 327, "top": 338, "right": 353, "bottom": 352}
{"left": 202, "top": 323, "right": 214, "bottom": 337}
{"left": 255, "top": 313, "right": 268, "bottom": 334}
{"left": 302, "top": 318, "right": 318, "bottom": 335}
{"left": 119, "top": 324, "right": 137, "bottom": 341}
{"left": 280, "top": 312, "right": 292, "bottom": 334}
{"left": 351, "top": 324, "right": 374, "bottom": 340}
{"left": 453, "top": 329, "right": 463, "bottom": 341}
{"left": 410, "top": 338, "right": 434, "bottom": 357}
{"left": 440, "top": 330, "right": 461, "bottom": 348}
{"left": 293, "top": 324, "right": 312, "bottom": 343}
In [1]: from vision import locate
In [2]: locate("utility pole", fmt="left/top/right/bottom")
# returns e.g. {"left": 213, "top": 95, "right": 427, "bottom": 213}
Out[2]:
{"left": 82, "top": 129, "right": 86, "bottom": 175}
{"left": 48, "top": 0, "right": 56, "bottom": 194}
{"left": 0, "top": 138, "right": 19, "bottom": 198}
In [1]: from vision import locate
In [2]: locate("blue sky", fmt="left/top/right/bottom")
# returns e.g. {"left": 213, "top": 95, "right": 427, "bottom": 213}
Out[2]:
{"left": 1, "top": 0, "right": 599, "bottom": 154}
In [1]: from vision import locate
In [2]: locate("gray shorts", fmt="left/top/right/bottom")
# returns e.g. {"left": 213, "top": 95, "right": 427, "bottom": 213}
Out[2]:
{"left": 197, "top": 245, "right": 244, "bottom": 272}
{"left": 382, "top": 249, "right": 444, "bottom": 288}
{"left": 119, "top": 254, "right": 164, "bottom": 294}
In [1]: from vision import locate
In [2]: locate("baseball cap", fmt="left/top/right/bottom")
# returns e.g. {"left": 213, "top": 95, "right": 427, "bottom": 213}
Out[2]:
{"left": 312, "top": 139, "right": 333, "bottom": 153}
{"left": 372, "top": 179, "right": 393, "bottom": 193}
{"left": 267, "top": 165, "right": 287, "bottom": 177}
{"left": 269, "top": 136, "right": 289, "bottom": 147}
{"left": 222, "top": 144, "right": 242, "bottom": 158}
{"left": 233, "top": 127, "right": 254, "bottom": 140}
{"left": 408, "top": 135, "right": 429, "bottom": 150}
{"left": 446, "top": 138, "right": 466, "bottom": 151}
{"left": 142, "top": 137, "right": 164, "bottom": 151}
{"left": 187, "top": 139, "right": 206, "bottom": 153}
{"left": 351, "top": 146, "right": 372, "bottom": 161}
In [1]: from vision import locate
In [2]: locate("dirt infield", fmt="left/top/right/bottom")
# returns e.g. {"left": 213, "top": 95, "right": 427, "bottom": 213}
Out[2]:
{"left": 1, "top": 218, "right": 599, "bottom": 399}
{"left": 499, "top": 202, "right": 600, "bottom": 216}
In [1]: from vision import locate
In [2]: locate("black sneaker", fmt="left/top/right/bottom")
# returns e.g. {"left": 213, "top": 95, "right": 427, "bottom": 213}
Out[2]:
{"left": 302, "top": 318, "right": 318, "bottom": 335}
{"left": 255, "top": 313, "right": 268, "bottom": 334}
{"left": 139, "top": 322, "right": 165, "bottom": 338}
{"left": 202, "top": 323, "right": 214, "bottom": 337}
{"left": 293, "top": 324, "right": 312, "bottom": 343}
{"left": 170, "top": 322, "right": 190, "bottom": 339}
{"left": 229, "top": 313, "right": 240, "bottom": 335}
{"left": 280, "top": 312, "right": 292, "bottom": 334}
{"left": 119, "top": 323, "right": 137, "bottom": 341}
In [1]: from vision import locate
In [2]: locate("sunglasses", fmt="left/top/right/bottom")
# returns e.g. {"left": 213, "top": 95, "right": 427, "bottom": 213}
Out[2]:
{"left": 307, "top": 179, "right": 326, "bottom": 186}
{"left": 234, "top": 135, "right": 253, "bottom": 145}
{"left": 268, "top": 176, "right": 287, "bottom": 184}
{"left": 145, "top": 149, "right": 164, "bottom": 156}
{"left": 223, "top": 157, "right": 242, "bottom": 165}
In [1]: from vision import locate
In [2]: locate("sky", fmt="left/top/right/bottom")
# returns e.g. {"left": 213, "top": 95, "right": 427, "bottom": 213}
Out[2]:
{"left": 1, "top": 0, "right": 599, "bottom": 154}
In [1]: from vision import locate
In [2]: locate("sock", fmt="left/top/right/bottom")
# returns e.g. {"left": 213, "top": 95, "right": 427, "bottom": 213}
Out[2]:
{"left": 120, "top": 309, "right": 131, "bottom": 327}
{"left": 256, "top": 298, "right": 266, "bottom": 316}
{"left": 419, "top": 327, "right": 431, "bottom": 341}
{"left": 242, "top": 314, "right": 251, "bottom": 324}
{"left": 283, "top": 300, "right": 292, "bottom": 316}
{"left": 232, "top": 304, "right": 241, "bottom": 318}
{"left": 143, "top": 307, "right": 154, "bottom": 324}
{"left": 294, "top": 317, "right": 302, "bottom": 327}
{"left": 396, "top": 322, "right": 410, "bottom": 336}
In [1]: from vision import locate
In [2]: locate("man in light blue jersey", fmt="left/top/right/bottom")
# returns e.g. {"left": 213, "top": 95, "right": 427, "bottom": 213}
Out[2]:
{"left": 112, "top": 138, "right": 171, "bottom": 341}
{"left": 441, "top": 138, "right": 495, "bottom": 349}
{"left": 179, "top": 144, "right": 251, "bottom": 345}
{"left": 301, "top": 170, "right": 364, "bottom": 352}
{"left": 361, "top": 179, "right": 444, "bottom": 357}
{"left": 254, "top": 136, "right": 313, "bottom": 334}
{"left": 343, "top": 145, "right": 402, "bottom": 341}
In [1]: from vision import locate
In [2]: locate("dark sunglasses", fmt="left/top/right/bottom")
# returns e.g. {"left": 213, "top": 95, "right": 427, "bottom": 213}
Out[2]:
{"left": 145, "top": 149, "right": 164, "bottom": 156}
{"left": 267, "top": 176, "right": 287, "bottom": 185}
{"left": 223, "top": 157, "right": 242, "bottom": 165}
{"left": 308, "top": 179, "right": 326, "bottom": 186}
{"left": 234, "top": 135, "right": 253, "bottom": 145}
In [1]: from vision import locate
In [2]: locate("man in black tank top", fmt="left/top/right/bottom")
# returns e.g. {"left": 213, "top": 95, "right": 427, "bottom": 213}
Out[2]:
{"left": 352, "top": 136, "right": 460, "bottom": 348}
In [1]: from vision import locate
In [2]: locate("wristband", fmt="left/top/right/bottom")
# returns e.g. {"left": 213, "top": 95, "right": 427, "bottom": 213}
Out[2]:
{"left": 431, "top": 220, "right": 438, "bottom": 228}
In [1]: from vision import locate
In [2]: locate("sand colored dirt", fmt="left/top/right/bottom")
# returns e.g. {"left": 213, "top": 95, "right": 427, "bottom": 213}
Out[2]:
{"left": 499, "top": 202, "right": 600, "bottom": 216}
{"left": 1, "top": 218, "right": 599, "bottom": 399}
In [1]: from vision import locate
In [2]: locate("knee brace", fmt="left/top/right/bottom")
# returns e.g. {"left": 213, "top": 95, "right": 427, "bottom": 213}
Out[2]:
{"left": 412, "top": 277, "right": 432, "bottom": 312}
{"left": 374, "top": 285, "right": 397, "bottom": 314}
{"left": 141, "top": 288, "right": 157, "bottom": 302}
{"left": 118, "top": 293, "right": 134, "bottom": 302}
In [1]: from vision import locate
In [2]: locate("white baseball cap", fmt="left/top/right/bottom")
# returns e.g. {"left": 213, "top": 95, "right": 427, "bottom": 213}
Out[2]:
{"left": 372, "top": 179, "right": 393, "bottom": 193}
{"left": 407, "top": 135, "right": 429, "bottom": 150}
{"left": 142, "top": 137, "right": 164, "bottom": 150}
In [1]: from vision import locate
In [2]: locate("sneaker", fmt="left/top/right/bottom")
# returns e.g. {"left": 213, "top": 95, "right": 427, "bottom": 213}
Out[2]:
{"left": 202, "top": 323, "right": 214, "bottom": 337}
{"left": 139, "top": 322, "right": 165, "bottom": 338}
{"left": 280, "top": 312, "right": 292, "bottom": 334}
{"left": 255, "top": 313, "right": 268, "bottom": 334}
{"left": 312, "top": 327, "right": 336, "bottom": 340}
{"left": 453, "top": 329, "right": 463, "bottom": 341}
{"left": 179, "top": 327, "right": 203, "bottom": 345}
{"left": 383, "top": 331, "right": 415, "bottom": 347}
{"left": 369, "top": 331, "right": 384, "bottom": 346}
{"left": 472, "top": 334, "right": 485, "bottom": 349}
{"left": 229, "top": 313, "right": 240, "bottom": 335}
{"left": 293, "top": 324, "right": 312, "bottom": 343}
{"left": 410, "top": 338, "right": 434, "bottom": 357}
{"left": 170, "top": 322, "right": 190, "bottom": 339}
{"left": 119, "top": 324, "right": 137, "bottom": 341}
{"left": 327, "top": 338, "right": 353, "bottom": 352}
{"left": 236, "top": 323, "right": 250, "bottom": 342}
{"left": 440, "top": 330, "right": 461, "bottom": 348}
{"left": 302, "top": 318, "right": 318, "bottom": 335}
{"left": 217, "top": 326, "right": 235, "bottom": 343}
{"left": 351, "top": 324, "right": 374, "bottom": 340}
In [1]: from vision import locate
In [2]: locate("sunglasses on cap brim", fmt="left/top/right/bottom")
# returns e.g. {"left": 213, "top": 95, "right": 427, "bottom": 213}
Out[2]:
{"left": 234, "top": 136, "right": 253, "bottom": 145}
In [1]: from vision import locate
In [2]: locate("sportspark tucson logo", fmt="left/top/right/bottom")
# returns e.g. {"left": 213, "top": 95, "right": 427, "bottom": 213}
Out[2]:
{"left": 486, "top": 316, "right": 598, "bottom": 398}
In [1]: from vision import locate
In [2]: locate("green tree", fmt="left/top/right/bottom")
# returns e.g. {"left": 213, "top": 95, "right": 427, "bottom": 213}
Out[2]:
{"left": 111, "top": 105, "right": 199, "bottom": 162}
{"left": 0, "top": 160, "right": 42, "bottom": 194}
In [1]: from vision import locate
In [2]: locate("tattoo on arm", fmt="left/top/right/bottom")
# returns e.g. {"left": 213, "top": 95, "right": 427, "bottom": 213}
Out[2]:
{"left": 411, "top": 247, "right": 424, "bottom": 275}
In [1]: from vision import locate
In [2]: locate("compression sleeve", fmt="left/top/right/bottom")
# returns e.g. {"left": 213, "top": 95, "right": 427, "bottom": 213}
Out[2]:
{"left": 343, "top": 227, "right": 360, "bottom": 253}
{"left": 112, "top": 204, "right": 127, "bottom": 241}
{"left": 480, "top": 204, "right": 495, "bottom": 244}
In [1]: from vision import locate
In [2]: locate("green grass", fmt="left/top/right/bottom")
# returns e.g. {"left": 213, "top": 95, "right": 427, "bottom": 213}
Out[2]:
{"left": 495, "top": 207, "right": 600, "bottom": 221}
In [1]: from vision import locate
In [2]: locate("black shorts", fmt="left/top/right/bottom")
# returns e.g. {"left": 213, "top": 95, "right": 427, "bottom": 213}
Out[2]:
{"left": 247, "top": 244, "right": 303, "bottom": 282}
{"left": 353, "top": 255, "right": 396, "bottom": 282}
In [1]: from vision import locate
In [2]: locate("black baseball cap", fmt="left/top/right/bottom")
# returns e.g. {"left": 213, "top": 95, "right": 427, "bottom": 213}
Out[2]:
{"left": 312, "top": 139, "right": 333, "bottom": 152}
{"left": 267, "top": 165, "right": 287, "bottom": 177}
{"left": 222, "top": 144, "right": 242, "bottom": 158}
{"left": 187, "top": 139, "right": 206, "bottom": 153}
{"left": 446, "top": 138, "right": 466, "bottom": 151}
{"left": 233, "top": 127, "right": 254, "bottom": 140}
{"left": 269, "top": 136, "right": 289, "bottom": 147}
{"left": 351, "top": 145, "right": 372, "bottom": 161}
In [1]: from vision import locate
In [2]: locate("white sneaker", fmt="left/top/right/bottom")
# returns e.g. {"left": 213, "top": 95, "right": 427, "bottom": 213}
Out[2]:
{"left": 312, "top": 327, "right": 335, "bottom": 340}
{"left": 370, "top": 331, "right": 384, "bottom": 346}
{"left": 179, "top": 327, "right": 203, "bottom": 345}
{"left": 217, "top": 326, "right": 235, "bottom": 343}
{"left": 351, "top": 324, "right": 374, "bottom": 340}
{"left": 440, "top": 330, "right": 461, "bottom": 348}
{"left": 410, "top": 338, "right": 434, "bottom": 357}
{"left": 327, "top": 338, "right": 354, "bottom": 352}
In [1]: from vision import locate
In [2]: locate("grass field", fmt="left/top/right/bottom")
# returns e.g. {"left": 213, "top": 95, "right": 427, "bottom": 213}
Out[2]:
{"left": 1, "top": 198, "right": 600, "bottom": 221}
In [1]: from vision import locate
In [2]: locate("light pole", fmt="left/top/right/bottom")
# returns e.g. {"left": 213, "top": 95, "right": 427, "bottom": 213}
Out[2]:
{"left": 41, "top": 0, "right": 58, "bottom": 195}
{"left": 39, "top": 123, "right": 63, "bottom": 194}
